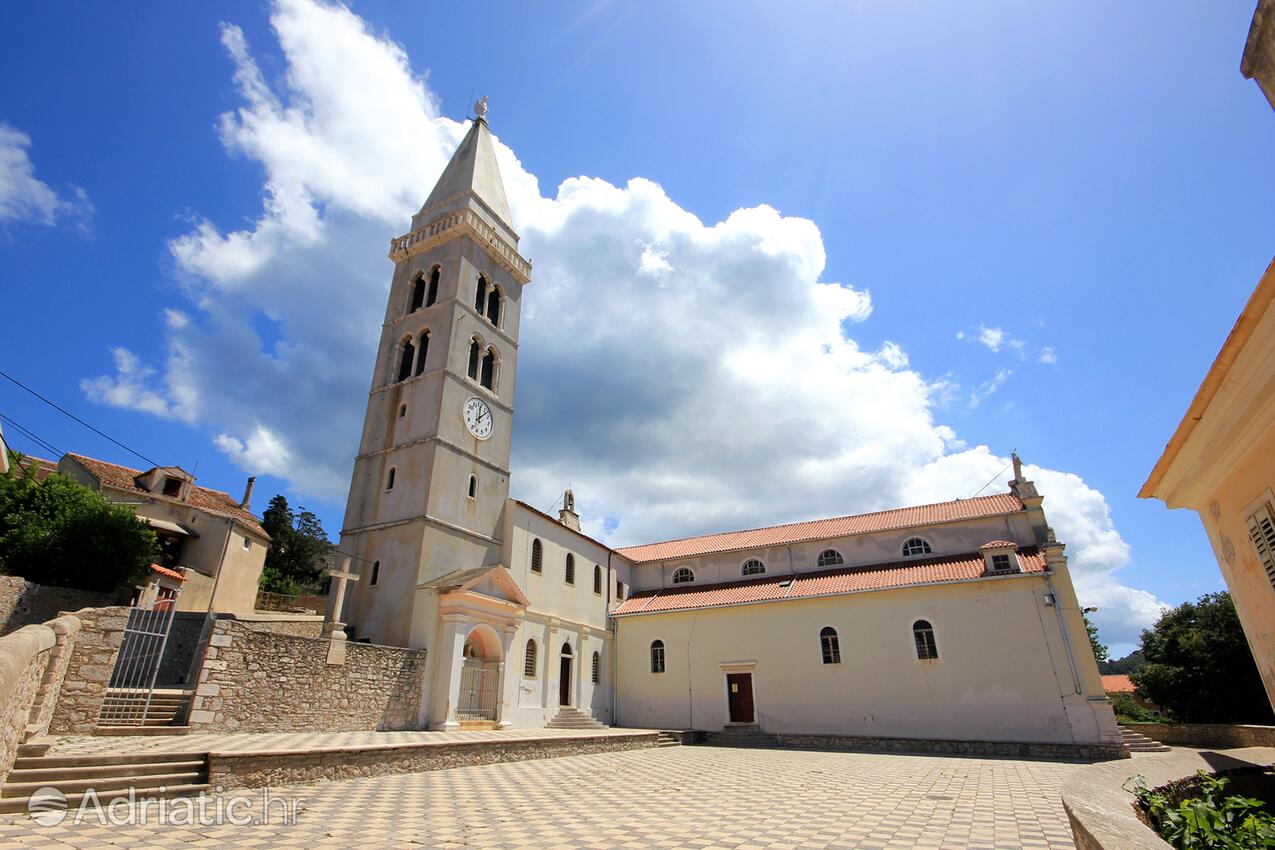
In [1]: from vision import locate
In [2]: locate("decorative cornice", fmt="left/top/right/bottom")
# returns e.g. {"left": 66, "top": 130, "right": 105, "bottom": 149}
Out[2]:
{"left": 390, "top": 208, "right": 531, "bottom": 284}
{"left": 355, "top": 434, "right": 511, "bottom": 476}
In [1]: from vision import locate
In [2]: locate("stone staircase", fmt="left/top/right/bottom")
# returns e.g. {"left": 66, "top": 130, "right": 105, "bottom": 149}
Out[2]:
{"left": 1119, "top": 725, "right": 1171, "bottom": 753}
{"left": 545, "top": 707, "right": 608, "bottom": 730}
{"left": 96, "top": 688, "right": 193, "bottom": 736}
{"left": 0, "top": 739, "right": 210, "bottom": 815}
{"left": 656, "top": 731, "right": 683, "bottom": 748}
{"left": 701, "top": 725, "right": 779, "bottom": 748}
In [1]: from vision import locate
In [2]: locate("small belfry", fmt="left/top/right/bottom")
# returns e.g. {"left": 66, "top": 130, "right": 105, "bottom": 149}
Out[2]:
{"left": 338, "top": 98, "right": 532, "bottom": 654}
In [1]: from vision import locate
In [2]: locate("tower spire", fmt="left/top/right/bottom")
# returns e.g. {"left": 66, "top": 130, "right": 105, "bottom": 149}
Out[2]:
{"left": 418, "top": 96, "right": 512, "bottom": 229}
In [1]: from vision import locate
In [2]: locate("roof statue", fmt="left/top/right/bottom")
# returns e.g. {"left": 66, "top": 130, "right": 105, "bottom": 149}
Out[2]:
{"left": 474, "top": 95, "right": 488, "bottom": 122}
{"left": 1011, "top": 450, "right": 1023, "bottom": 482}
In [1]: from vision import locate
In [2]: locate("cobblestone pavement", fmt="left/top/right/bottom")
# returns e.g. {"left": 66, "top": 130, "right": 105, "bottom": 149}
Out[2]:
{"left": 0, "top": 745, "right": 1110, "bottom": 849}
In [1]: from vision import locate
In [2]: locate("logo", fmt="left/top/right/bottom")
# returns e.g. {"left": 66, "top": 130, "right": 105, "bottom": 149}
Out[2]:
{"left": 27, "top": 786, "right": 67, "bottom": 826}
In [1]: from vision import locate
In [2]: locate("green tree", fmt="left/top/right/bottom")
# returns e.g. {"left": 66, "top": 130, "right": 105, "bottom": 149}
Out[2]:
{"left": 259, "top": 494, "right": 332, "bottom": 594}
{"left": 1084, "top": 614, "right": 1109, "bottom": 667}
{"left": 1131, "top": 592, "right": 1273, "bottom": 724}
{"left": 0, "top": 454, "right": 157, "bottom": 592}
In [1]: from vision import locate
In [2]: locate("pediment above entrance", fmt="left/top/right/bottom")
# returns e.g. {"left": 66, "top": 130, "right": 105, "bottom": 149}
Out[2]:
{"left": 420, "top": 565, "right": 530, "bottom": 609}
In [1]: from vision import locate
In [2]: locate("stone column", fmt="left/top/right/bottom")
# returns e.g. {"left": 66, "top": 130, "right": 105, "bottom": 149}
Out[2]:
{"left": 428, "top": 615, "right": 470, "bottom": 731}
{"left": 495, "top": 624, "right": 518, "bottom": 729}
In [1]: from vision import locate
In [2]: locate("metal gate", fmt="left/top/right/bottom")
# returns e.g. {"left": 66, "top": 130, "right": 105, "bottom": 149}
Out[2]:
{"left": 457, "top": 657, "right": 499, "bottom": 721}
{"left": 98, "top": 597, "right": 178, "bottom": 726}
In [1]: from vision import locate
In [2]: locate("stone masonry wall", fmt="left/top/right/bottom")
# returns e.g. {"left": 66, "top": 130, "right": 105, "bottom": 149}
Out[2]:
{"left": 48, "top": 606, "right": 130, "bottom": 734}
{"left": 0, "top": 576, "right": 115, "bottom": 635}
{"left": 188, "top": 617, "right": 427, "bottom": 733}
{"left": 1123, "top": 722, "right": 1275, "bottom": 749}
{"left": 238, "top": 617, "right": 325, "bottom": 638}
{"left": 0, "top": 616, "right": 80, "bottom": 783}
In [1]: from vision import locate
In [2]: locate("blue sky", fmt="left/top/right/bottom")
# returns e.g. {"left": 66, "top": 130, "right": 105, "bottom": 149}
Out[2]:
{"left": 1, "top": 1, "right": 1271, "bottom": 655}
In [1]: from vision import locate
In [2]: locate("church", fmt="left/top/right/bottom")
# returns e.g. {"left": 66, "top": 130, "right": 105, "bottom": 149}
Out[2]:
{"left": 336, "top": 100, "right": 1119, "bottom": 751}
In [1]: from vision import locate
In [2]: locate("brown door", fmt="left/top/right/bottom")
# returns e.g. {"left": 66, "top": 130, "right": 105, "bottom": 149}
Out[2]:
{"left": 559, "top": 654, "right": 572, "bottom": 706}
{"left": 727, "top": 673, "right": 754, "bottom": 723}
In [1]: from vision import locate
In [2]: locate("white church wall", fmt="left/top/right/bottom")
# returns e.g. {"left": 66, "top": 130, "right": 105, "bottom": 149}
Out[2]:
{"left": 614, "top": 574, "right": 1106, "bottom": 744}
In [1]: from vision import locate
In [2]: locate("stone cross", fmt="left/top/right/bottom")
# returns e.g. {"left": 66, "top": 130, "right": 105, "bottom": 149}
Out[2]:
{"left": 322, "top": 556, "right": 360, "bottom": 664}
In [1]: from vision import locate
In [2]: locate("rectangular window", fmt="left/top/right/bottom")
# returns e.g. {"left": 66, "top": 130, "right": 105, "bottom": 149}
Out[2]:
{"left": 162, "top": 477, "right": 182, "bottom": 497}
{"left": 242, "top": 537, "right": 251, "bottom": 551}
{"left": 616, "top": 580, "right": 625, "bottom": 600}
{"left": 990, "top": 553, "right": 1011, "bottom": 571}
{"left": 1246, "top": 503, "right": 1275, "bottom": 589}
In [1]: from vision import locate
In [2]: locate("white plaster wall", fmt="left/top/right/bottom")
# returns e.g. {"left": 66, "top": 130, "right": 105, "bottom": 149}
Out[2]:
{"left": 614, "top": 574, "right": 1108, "bottom": 743}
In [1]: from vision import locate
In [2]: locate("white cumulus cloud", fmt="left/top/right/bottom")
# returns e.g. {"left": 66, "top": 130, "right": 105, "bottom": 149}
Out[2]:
{"left": 81, "top": 0, "right": 1164, "bottom": 647}
{"left": 0, "top": 123, "right": 91, "bottom": 230}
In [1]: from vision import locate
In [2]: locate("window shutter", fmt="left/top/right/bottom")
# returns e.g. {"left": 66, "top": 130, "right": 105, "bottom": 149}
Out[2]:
{"left": 1246, "top": 503, "right": 1275, "bottom": 589}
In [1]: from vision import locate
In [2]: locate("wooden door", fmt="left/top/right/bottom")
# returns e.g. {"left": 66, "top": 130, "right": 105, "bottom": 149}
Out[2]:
{"left": 727, "top": 673, "right": 754, "bottom": 723}
{"left": 559, "top": 654, "right": 572, "bottom": 706}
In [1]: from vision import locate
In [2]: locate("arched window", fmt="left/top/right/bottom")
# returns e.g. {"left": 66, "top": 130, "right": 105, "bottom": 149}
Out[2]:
{"left": 385, "top": 467, "right": 396, "bottom": 491}
{"left": 468, "top": 338, "right": 481, "bottom": 380}
{"left": 902, "top": 538, "right": 932, "bottom": 557}
{"left": 817, "top": 549, "right": 844, "bottom": 568}
{"left": 425, "top": 266, "right": 440, "bottom": 307}
{"left": 475, "top": 275, "right": 488, "bottom": 313}
{"left": 398, "top": 403, "right": 407, "bottom": 418}
{"left": 741, "top": 558, "right": 766, "bottom": 576}
{"left": 486, "top": 285, "right": 501, "bottom": 325}
{"left": 481, "top": 347, "right": 497, "bottom": 390}
{"left": 650, "top": 640, "right": 665, "bottom": 673}
{"left": 672, "top": 567, "right": 694, "bottom": 584}
{"left": 913, "top": 619, "right": 938, "bottom": 660}
{"left": 820, "top": 626, "right": 841, "bottom": 664}
{"left": 530, "top": 538, "right": 543, "bottom": 573}
{"left": 409, "top": 274, "right": 425, "bottom": 313}
{"left": 523, "top": 639, "right": 537, "bottom": 678}
{"left": 565, "top": 553, "right": 575, "bottom": 585}
{"left": 591, "top": 651, "right": 600, "bottom": 684}
{"left": 369, "top": 560, "right": 380, "bottom": 586}
{"left": 593, "top": 565, "right": 602, "bottom": 594}
{"left": 397, "top": 337, "right": 416, "bottom": 382}
{"left": 468, "top": 475, "right": 477, "bottom": 499}
{"left": 414, "top": 330, "right": 430, "bottom": 376}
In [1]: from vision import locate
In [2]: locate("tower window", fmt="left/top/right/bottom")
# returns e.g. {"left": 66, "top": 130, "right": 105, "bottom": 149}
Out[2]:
{"left": 468, "top": 475, "right": 477, "bottom": 499}
{"left": 902, "top": 538, "right": 932, "bottom": 557}
{"left": 524, "top": 639, "right": 537, "bottom": 678}
{"left": 398, "top": 403, "right": 407, "bottom": 418}
{"left": 475, "top": 274, "right": 488, "bottom": 313}
{"left": 415, "top": 330, "right": 429, "bottom": 376}
{"left": 741, "top": 558, "right": 766, "bottom": 576}
{"left": 426, "top": 266, "right": 440, "bottom": 307}
{"left": 486, "top": 285, "right": 501, "bottom": 326}
{"left": 565, "top": 553, "right": 575, "bottom": 585}
{"left": 616, "top": 580, "right": 625, "bottom": 600}
{"left": 593, "top": 565, "right": 602, "bottom": 595}
{"left": 672, "top": 567, "right": 694, "bottom": 584}
{"left": 409, "top": 274, "right": 425, "bottom": 313}
{"left": 817, "top": 549, "right": 844, "bottom": 567}
{"left": 913, "top": 619, "right": 938, "bottom": 660}
{"left": 369, "top": 560, "right": 380, "bottom": 586}
{"left": 531, "top": 538, "right": 543, "bottom": 573}
{"left": 397, "top": 337, "right": 416, "bottom": 382}
{"left": 385, "top": 467, "right": 396, "bottom": 491}
{"left": 591, "top": 651, "right": 600, "bottom": 684}
{"left": 481, "top": 348, "right": 497, "bottom": 390}
{"left": 820, "top": 626, "right": 841, "bottom": 664}
{"left": 468, "top": 338, "right": 481, "bottom": 380}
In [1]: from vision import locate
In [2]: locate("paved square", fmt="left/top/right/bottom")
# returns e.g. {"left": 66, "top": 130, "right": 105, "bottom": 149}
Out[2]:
{"left": 0, "top": 745, "right": 1097, "bottom": 849}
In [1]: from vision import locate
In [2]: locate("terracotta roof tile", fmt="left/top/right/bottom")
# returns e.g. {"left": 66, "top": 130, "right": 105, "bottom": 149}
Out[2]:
{"left": 612, "top": 548, "right": 1045, "bottom": 616}
{"left": 616, "top": 492, "right": 1024, "bottom": 563}
{"left": 1101, "top": 674, "right": 1135, "bottom": 693}
{"left": 9, "top": 453, "right": 58, "bottom": 481}
{"left": 66, "top": 453, "right": 268, "bottom": 538}
{"left": 149, "top": 563, "right": 187, "bottom": 582}
{"left": 980, "top": 540, "right": 1018, "bottom": 550}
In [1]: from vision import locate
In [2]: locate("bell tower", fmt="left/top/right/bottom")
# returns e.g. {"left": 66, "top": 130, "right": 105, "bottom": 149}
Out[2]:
{"left": 339, "top": 99, "right": 531, "bottom": 648}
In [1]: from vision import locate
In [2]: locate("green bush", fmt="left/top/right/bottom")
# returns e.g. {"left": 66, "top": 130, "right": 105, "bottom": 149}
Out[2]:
{"left": 1127, "top": 771, "right": 1275, "bottom": 850}
{"left": 1110, "top": 692, "right": 1167, "bottom": 724}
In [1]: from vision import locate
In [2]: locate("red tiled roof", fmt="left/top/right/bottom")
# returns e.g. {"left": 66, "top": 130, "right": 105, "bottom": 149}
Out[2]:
{"left": 980, "top": 540, "right": 1017, "bottom": 550}
{"left": 612, "top": 548, "right": 1046, "bottom": 616}
{"left": 8, "top": 453, "right": 58, "bottom": 481}
{"left": 1101, "top": 674, "right": 1135, "bottom": 693}
{"left": 616, "top": 492, "right": 1024, "bottom": 563}
{"left": 66, "top": 453, "right": 268, "bottom": 538}
{"left": 149, "top": 563, "right": 186, "bottom": 582}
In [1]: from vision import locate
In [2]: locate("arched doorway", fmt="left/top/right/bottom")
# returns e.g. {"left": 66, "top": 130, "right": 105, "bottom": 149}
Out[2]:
{"left": 559, "top": 642, "right": 573, "bottom": 707}
{"left": 457, "top": 627, "right": 501, "bottom": 722}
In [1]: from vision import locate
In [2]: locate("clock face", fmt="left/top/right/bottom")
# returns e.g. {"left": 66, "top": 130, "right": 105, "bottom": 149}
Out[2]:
{"left": 463, "top": 397, "right": 494, "bottom": 440}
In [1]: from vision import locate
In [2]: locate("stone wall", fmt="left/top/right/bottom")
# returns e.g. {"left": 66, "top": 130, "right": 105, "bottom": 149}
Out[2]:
{"left": 188, "top": 617, "right": 427, "bottom": 733}
{"left": 0, "top": 576, "right": 116, "bottom": 635}
{"left": 776, "top": 733, "right": 1127, "bottom": 761}
{"left": 1123, "top": 722, "right": 1275, "bottom": 749}
{"left": 48, "top": 606, "right": 130, "bottom": 734}
{"left": 237, "top": 616, "right": 325, "bottom": 638}
{"left": 0, "top": 615, "right": 80, "bottom": 783}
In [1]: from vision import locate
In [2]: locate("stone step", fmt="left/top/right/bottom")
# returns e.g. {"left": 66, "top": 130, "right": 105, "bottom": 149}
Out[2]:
{"left": 0, "top": 783, "right": 212, "bottom": 815}
{"left": 7, "top": 760, "right": 206, "bottom": 784}
{"left": 14, "top": 752, "right": 205, "bottom": 771}
{"left": 2, "top": 771, "right": 206, "bottom": 798}
{"left": 94, "top": 725, "right": 192, "bottom": 737}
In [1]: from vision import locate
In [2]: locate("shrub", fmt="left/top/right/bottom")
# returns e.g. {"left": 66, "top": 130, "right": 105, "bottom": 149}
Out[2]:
{"left": 1126, "top": 771, "right": 1275, "bottom": 850}
{"left": 1110, "top": 692, "right": 1166, "bottom": 724}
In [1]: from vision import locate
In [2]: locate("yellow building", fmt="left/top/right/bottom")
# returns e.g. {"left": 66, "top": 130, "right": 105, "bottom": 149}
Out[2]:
{"left": 1140, "top": 258, "right": 1275, "bottom": 709}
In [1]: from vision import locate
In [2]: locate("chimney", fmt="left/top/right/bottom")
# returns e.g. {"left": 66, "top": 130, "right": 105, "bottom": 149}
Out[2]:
{"left": 240, "top": 476, "right": 256, "bottom": 510}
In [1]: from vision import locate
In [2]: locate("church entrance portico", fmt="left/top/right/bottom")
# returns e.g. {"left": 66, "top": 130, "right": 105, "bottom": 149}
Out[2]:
{"left": 458, "top": 629, "right": 501, "bottom": 722}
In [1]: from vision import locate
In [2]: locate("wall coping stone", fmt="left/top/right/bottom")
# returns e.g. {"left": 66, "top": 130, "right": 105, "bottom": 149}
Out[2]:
{"left": 0, "top": 625, "right": 58, "bottom": 706}
{"left": 1061, "top": 746, "right": 1275, "bottom": 850}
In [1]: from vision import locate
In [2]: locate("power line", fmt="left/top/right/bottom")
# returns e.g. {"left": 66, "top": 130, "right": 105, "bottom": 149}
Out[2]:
{"left": 970, "top": 456, "right": 1014, "bottom": 499}
{"left": 0, "top": 412, "right": 62, "bottom": 458}
{"left": 0, "top": 369, "right": 160, "bottom": 468}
